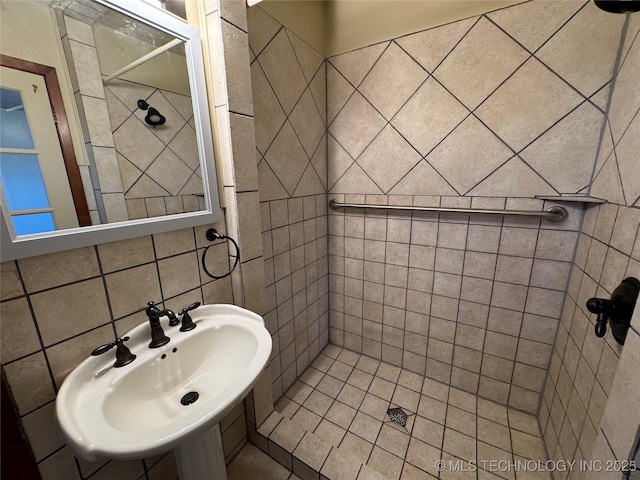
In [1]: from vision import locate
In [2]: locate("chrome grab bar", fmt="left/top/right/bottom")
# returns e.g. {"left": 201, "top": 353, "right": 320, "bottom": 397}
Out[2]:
{"left": 328, "top": 199, "right": 567, "bottom": 222}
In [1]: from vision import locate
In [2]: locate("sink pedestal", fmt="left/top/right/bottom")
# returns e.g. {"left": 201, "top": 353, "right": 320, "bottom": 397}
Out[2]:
{"left": 174, "top": 423, "right": 227, "bottom": 480}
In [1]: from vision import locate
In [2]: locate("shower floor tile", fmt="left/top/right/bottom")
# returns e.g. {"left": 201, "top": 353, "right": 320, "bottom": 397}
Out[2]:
{"left": 266, "top": 344, "right": 550, "bottom": 480}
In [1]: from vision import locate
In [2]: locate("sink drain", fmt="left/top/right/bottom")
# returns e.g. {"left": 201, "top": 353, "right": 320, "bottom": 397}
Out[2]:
{"left": 181, "top": 391, "right": 199, "bottom": 406}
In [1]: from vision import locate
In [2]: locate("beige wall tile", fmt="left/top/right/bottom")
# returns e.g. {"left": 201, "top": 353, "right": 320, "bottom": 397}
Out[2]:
{"left": 31, "top": 278, "right": 111, "bottom": 346}
{"left": 1, "top": 261, "right": 23, "bottom": 300}
{"left": 222, "top": 20, "right": 254, "bottom": 116}
{"left": 1, "top": 297, "right": 40, "bottom": 363}
{"left": 3, "top": 352, "right": 55, "bottom": 414}
{"left": 158, "top": 252, "right": 201, "bottom": 299}
{"left": 18, "top": 247, "right": 100, "bottom": 293}
{"left": 105, "top": 263, "right": 162, "bottom": 318}
{"left": 98, "top": 236, "right": 155, "bottom": 273}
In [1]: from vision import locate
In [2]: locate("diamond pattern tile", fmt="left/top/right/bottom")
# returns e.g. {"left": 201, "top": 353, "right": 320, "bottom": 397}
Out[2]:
{"left": 251, "top": 62, "right": 287, "bottom": 154}
{"left": 395, "top": 17, "right": 475, "bottom": 73}
{"left": 327, "top": 64, "right": 355, "bottom": 125}
{"left": 293, "top": 163, "right": 325, "bottom": 197}
{"left": 356, "top": 125, "right": 421, "bottom": 193}
{"left": 391, "top": 77, "right": 469, "bottom": 156}
{"left": 607, "top": 27, "right": 640, "bottom": 143}
{"left": 487, "top": 0, "right": 585, "bottom": 53}
{"left": 106, "top": 79, "right": 154, "bottom": 112}
{"left": 475, "top": 57, "right": 583, "bottom": 152}
{"left": 310, "top": 134, "right": 328, "bottom": 188}
{"left": 113, "top": 116, "right": 165, "bottom": 171}
{"left": 425, "top": 116, "right": 513, "bottom": 194}
{"left": 331, "top": 163, "right": 383, "bottom": 194}
{"left": 309, "top": 64, "right": 327, "bottom": 125}
{"left": 329, "top": 42, "right": 388, "bottom": 88}
{"left": 104, "top": 88, "right": 131, "bottom": 131}
{"left": 247, "top": 5, "right": 281, "bottom": 55}
{"left": 536, "top": 1, "right": 626, "bottom": 98}
{"left": 264, "top": 122, "right": 309, "bottom": 196}
{"left": 162, "top": 90, "right": 194, "bottom": 121}
{"left": 389, "top": 160, "right": 457, "bottom": 196}
{"left": 126, "top": 173, "right": 169, "bottom": 198}
{"left": 468, "top": 157, "right": 556, "bottom": 197}
{"left": 146, "top": 148, "right": 192, "bottom": 196}
{"left": 257, "top": 29, "right": 307, "bottom": 115}
{"left": 329, "top": 92, "right": 386, "bottom": 160}
{"left": 288, "top": 30, "right": 324, "bottom": 83}
{"left": 168, "top": 124, "right": 199, "bottom": 170}
{"left": 590, "top": 155, "right": 626, "bottom": 205}
{"left": 520, "top": 101, "right": 604, "bottom": 193}
{"left": 615, "top": 112, "right": 640, "bottom": 204}
{"left": 116, "top": 153, "right": 141, "bottom": 192}
{"left": 433, "top": 17, "right": 529, "bottom": 111}
{"left": 328, "top": 135, "right": 355, "bottom": 190}
{"left": 359, "top": 42, "right": 428, "bottom": 120}
{"left": 289, "top": 89, "right": 325, "bottom": 158}
{"left": 257, "top": 160, "right": 288, "bottom": 202}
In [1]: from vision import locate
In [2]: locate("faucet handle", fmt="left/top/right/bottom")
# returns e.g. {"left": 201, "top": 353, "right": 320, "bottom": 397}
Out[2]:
{"left": 183, "top": 302, "right": 201, "bottom": 312}
{"left": 146, "top": 301, "right": 160, "bottom": 316}
{"left": 179, "top": 302, "right": 200, "bottom": 332}
{"left": 91, "top": 337, "right": 136, "bottom": 368}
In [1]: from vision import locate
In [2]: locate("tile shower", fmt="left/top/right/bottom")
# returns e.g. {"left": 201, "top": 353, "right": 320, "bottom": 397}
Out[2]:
{"left": 1, "top": 0, "right": 639, "bottom": 479}
{"left": 247, "top": 1, "right": 640, "bottom": 480}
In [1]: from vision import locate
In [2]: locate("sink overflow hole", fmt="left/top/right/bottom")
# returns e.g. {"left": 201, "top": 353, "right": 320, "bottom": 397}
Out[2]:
{"left": 387, "top": 407, "right": 407, "bottom": 427}
{"left": 181, "top": 391, "right": 199, "bottom": 406}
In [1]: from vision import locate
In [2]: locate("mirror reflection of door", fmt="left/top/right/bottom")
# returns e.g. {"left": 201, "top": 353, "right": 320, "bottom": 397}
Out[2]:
{"left": 0, "top": 60, "right": 90, "bottom": 235}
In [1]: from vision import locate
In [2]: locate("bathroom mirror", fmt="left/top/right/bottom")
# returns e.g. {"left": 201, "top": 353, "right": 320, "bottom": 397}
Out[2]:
{"left": 0, "top": 0, "right": 221, "bottom": 261}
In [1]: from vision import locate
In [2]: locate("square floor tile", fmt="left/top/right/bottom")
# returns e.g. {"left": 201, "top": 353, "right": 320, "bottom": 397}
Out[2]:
{"left": 326, "top": 401, "right": 358, "bottom": 427}
{"left": 376, "top": 424, "right": 410, "bottom": 458}
{"left": 340, "top": 432, "right": 374, "bottom": 463}
{"left": 349, "top": 411, "right": 383, "bottom": 444}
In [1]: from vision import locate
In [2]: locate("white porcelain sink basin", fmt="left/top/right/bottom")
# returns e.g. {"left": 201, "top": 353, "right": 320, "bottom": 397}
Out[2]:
{"left": 56, "top": 304, "right": 272, "bottom": 462}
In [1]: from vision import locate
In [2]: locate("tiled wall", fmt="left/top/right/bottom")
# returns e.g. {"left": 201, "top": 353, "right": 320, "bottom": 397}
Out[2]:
{"left": 247, "top": 7, "right": 330, "bottom": 400}
{"left": 326, "top": 0, "right": 624, "bottom": 198}
{"left": 0, "top": 0, "right": 273, "bottom": 478}
{"left": 0, "top": 226, "right": 240, "bottom": 479}
{"left": 323, "top": 0, "right": 626, "bottom": 414}
{"left": 106, "top": 81, "right": 205, "bottom": 220}
{"left": 540, "top": 15, "right": 640, "bottom": 479}
{"left": 327, "top": 193, "right": 582, "bottom": 414}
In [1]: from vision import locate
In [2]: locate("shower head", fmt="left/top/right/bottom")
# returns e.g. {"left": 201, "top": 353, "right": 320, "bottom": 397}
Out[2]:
{"left": 594, "top": 0, "right": 640, "bottom": 13}
{"left": 136, "top": 99, "right": 166, "bottom": 127}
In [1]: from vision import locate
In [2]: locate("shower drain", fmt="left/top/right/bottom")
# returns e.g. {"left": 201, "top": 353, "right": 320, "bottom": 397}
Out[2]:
{"left": 387, "top": 407, "right": 408, "bottom": 427}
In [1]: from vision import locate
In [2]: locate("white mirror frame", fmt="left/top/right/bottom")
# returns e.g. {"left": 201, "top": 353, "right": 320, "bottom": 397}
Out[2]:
{"left": 0, "top": 0, "right": 222, "bottom": 261}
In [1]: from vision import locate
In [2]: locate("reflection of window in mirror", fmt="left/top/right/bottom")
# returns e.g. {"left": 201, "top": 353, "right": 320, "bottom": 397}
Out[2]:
{"left": 0, "top": 57, "right": 91, "bottom": 235}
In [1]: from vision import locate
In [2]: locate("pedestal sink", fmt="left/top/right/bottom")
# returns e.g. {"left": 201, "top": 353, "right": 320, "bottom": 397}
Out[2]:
{"left": 56, "top": 304, "right": 272, "bottom": 480}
